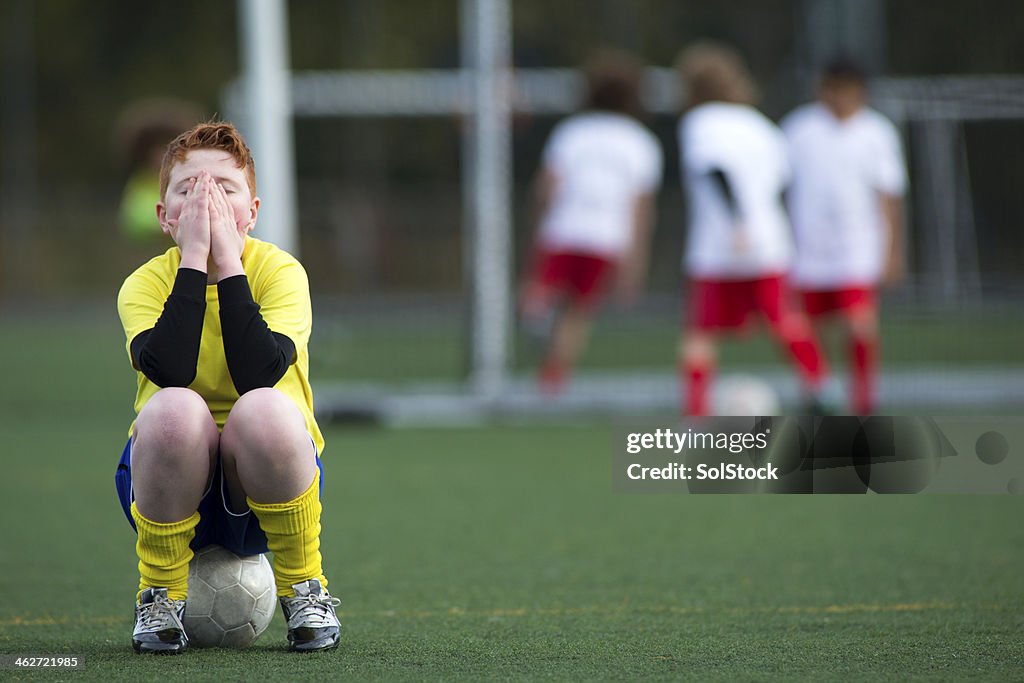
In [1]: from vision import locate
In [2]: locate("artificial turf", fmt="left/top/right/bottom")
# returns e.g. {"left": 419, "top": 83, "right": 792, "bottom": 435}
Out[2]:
{"left": 0, "top": 312, "right": 1021, "bottom": 681}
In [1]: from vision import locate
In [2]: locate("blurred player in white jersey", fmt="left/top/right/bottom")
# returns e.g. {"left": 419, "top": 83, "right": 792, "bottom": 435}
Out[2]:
{"left": 676, "top": 42, "right": 827, "bottom": 415}
{"left": 521, "top": 50, "right": 663, "bottom": 393}
{"left": 782, "top": 58, "right": 907, "bottom": 414}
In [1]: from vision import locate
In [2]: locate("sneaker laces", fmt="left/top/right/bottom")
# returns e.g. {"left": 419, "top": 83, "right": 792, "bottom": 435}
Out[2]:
{"left": 285, "top": 592, "right": 341, "bottom": 628}
{"left": 137, "top": 593, "right": 186, "bottom": 632}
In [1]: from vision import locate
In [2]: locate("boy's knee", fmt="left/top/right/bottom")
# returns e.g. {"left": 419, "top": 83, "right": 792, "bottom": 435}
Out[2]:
{"left": 775, "top": 312, "right": 813, "bottom": 340}
{"left": 135, "top": 387, "right": 216, "bottom": 447}
{"left": 228, "top": 387, "right": 296, "bottom": 423}
{"left": 222, "top": 390, "right": 313, "bottom": 487}
{"left": 681, "top": 333, "right": 715, "bottom": 363}
{"left": 845, "top": 307, "right": 878, "bottom": 338}
{"left": 223, "top": 388, "right": 306, "bottom": 450}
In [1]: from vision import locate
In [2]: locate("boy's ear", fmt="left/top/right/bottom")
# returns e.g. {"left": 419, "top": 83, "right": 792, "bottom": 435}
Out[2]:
{"left": 246, "top": 196, "right": 261, "bottom": 233}
{"left": 156, "top": 202, "right": 172, "bottom": 235}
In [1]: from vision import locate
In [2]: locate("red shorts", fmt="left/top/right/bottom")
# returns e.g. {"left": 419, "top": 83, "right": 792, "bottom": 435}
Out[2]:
{"left": 800, "top": 287, "right": 876, "bottom": 317}
{"left": 530, "top": 250, "right": 616, "bottom": 308}
{"left": 687, "top": 274, "right": 793, "bottom": 331}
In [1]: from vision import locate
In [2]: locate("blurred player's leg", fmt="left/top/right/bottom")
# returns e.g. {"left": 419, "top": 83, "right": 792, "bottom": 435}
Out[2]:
{"left": 759, "top": 277, "right": 827, "bottom": 403}
{"left": 802, "top": 288, "right": 878, "bottom": 414}
{"left": 520, "top": 285, "right": 557, "bottom": 347}
{"left": 679, "top": 331, "right": 716, "bottom": 416}
{"left": 532, "top": 252, "right": 613, "bottom": 394}
{"left": 682, "top": 278, "right": 751, "bottom": 416}
{"left": 844, "top": 299, "right": 880, "bottom": 415}
{"left": 520, "top": 250, "right": 564, "bottom": 349}
{"left": 540, "top": 302, "right": 594, "bottom": 394}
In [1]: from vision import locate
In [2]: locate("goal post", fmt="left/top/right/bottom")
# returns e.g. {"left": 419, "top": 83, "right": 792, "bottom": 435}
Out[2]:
{"left": 460, "top": 0, "right": 513, "bottom": 399}
{"left": 233, "top": 0, "right": 515, "bottom": 396}
{"left": 237, "top": 0, "right": 299, "bottom": 257}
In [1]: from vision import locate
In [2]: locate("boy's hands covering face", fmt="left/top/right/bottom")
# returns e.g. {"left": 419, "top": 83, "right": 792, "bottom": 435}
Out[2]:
{"left": 167, "top": 172, "right": 212, "bottom": 263}
{"left": 208, "top": 176, "right": 248, "bottom": 268}
{"left": 158, "top": 149, "right": 258, "bottom": 278}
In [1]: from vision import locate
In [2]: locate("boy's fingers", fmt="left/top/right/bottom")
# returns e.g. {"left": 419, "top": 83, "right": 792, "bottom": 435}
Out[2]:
{"left": 187, "top": 172, "right": 208, "bottom": 198}
{"left": 208, "top": 180, "right": 222, "bottom": 214}
{"left": 217, "top": 187, "right": 230, "bottom": 217}
{"left": 214, "top": 185, "right": 233, "bottom": 226}
{"left": 221, "top": 191, "right": 235, "bottom": 227}
{"left": 209, "top": 189, "right": 220, "bottom": 221}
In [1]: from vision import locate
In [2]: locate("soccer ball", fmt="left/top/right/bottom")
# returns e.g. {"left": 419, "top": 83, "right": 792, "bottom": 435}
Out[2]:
{"left": 712, "top": 375, "right": 781, "bottom": 416}
{"left": 183, "top": 544, "right": 276, "bottom": 648}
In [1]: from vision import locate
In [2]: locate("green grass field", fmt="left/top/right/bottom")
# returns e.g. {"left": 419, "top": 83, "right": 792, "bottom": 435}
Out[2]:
{"left": 1, "top": 310, "right": 1022, "bottom": 680}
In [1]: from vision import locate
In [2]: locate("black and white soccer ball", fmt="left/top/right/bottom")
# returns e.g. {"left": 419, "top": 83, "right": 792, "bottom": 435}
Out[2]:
{"left": 183, "top": 544, "right": 276, "bottom": 648}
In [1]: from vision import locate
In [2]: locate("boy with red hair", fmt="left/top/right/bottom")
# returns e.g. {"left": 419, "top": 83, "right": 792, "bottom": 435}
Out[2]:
{"left": 116, "top": 121, "right": 339, "bottom": 653}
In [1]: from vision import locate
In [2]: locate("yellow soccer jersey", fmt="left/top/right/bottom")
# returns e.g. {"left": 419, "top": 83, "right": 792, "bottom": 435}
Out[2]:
{"left": 117, "top": 237, "right": 325, "bottom": 454}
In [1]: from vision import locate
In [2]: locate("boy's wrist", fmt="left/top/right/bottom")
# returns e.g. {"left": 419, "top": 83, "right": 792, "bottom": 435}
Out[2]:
{"left": 214, "top": 255, "right": 245, "bottom": 281}
{"left": 179, "top": 248, "right": 208, "bottom": 272}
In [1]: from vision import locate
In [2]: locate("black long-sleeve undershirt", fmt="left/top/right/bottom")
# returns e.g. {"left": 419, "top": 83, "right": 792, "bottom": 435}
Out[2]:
{"left": 217, "top": 274, "right": 295, "bottom": 395}
{"left": 130, "top": 268, "right": 296, "bottom": 394}
{"left": 131, "top": 267, "right": 206, "bottom": 388}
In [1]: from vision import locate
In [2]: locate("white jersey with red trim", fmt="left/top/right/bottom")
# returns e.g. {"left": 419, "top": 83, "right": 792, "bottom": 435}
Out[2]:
{"left": 782, "top": 102, "right": 907, "bottom": 288}
{"left": 679, "top": 102, "right": 793, "bottom": 279}
{"left": 538, "top": 111, "right": 662, "bottom": 258}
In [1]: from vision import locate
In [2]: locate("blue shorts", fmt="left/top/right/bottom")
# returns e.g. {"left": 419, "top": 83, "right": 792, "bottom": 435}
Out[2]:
{"left": 115, "top": 437, "right": 322, "bottom": 556}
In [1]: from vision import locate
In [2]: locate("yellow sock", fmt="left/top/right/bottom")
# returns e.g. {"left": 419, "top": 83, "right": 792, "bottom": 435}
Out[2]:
{"left": 247, "top": 469, "right": 327, "bottom": 597}
{"left": 131, "top": 503, "right": 199, "bottom": 601}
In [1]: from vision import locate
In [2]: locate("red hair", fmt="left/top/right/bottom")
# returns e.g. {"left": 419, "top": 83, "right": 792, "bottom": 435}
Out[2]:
{"left": 159, "top": 121, "right": 256, "bottom": 198}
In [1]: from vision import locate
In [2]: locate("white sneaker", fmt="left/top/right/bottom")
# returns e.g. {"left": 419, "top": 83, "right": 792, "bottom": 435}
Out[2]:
{"left": 133, "top": 587, "right": 188, "bottom": 654}
{"left": 279, "top": 579, "right": 341, "bottom": 652}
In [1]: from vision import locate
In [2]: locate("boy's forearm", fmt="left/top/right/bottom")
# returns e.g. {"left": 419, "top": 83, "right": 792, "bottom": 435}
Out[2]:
{"left": 131, "top": 268, "right": 207, "bottom": 388}
{"left": 627, "top": 193, "right": 655, "bottom": 271}
{"left": 217, "top": 275, "right": 296, "bottom": 394}
{"left": 883, "top": 194, "right": 903, "bottom": 244}
{"left": 882, "top": 193, "right": 905, "bottom": 281}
